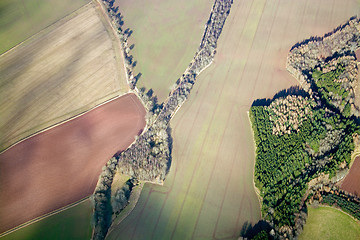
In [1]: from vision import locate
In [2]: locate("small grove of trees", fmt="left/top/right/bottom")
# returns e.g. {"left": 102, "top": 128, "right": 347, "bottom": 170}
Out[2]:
{"left": 111, "top": 178, "right": 137, "bottom": 216}
{"left": 312, "top": 57, "right": 358, "bottom": 118}
{"left": 100, "top": 0, "right": 140, "bottom": 89}
{"left": 250, "top": 92, "right": 358, "bottom": 239}
{"left": 286, "top": 16, "right": 360, "bottom": 91}
{"left": 308, "top": 183, "right": 360, "bottom": 220}
{"left": 91, "top": 0, "right": 234, "bottom": 239}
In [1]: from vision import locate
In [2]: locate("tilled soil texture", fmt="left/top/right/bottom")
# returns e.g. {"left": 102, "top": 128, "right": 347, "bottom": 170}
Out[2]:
{"left": 341, "top": 156, "right": 360, "bottom": 197}
{"left": 0, "top": 93, "right": 145, "bottom": 234}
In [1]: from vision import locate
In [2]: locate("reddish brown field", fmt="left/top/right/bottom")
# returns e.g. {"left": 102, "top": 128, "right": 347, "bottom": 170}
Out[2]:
{"left": 0, "top": 93, "right": 145, "bottom": 234}
{"left": 341, "top": 156, "right": 360, "bottom": 197}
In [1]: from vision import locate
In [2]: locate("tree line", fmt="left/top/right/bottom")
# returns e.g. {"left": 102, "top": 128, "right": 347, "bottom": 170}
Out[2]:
{"left": 91, "top": 0, "right": 234, "bottom": 239}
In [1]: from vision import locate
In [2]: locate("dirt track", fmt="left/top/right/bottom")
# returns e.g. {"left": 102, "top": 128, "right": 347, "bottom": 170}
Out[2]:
{"left": 341, "top": 156, "right": 360, "bottom": 197}
{"left": 0, "top": 93, "right": 145, "bottom": 234}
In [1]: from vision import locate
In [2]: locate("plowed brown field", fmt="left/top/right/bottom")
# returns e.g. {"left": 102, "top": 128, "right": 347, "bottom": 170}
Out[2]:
{"left": 341, "top": 156, "right": 360, "bottom": 197}
{"left": 0, "top": 93, "right": 145, "bottom": 234}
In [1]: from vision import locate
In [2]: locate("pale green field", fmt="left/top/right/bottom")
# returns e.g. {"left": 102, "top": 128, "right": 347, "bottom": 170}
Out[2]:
{"left": 1, "top": 200, "right": 92, "bottom": 240}
{"left": 300, "top": 206, "right": 360, "bottom": 240}
{"left": 113, "top": 0, "right": 214, "bottom": 102}
{"left": 106, "top": 1, "right": 360, "bottom": 240}
{"left": 0, "top": 0, "right": 89, "bottom": 54}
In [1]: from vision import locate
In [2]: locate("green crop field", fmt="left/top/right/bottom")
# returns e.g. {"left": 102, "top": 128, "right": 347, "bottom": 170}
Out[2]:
{"left": 113, "top": 0, "right": 214, "bottom": 102}
{"left": 106, "top": 0, "right": 360, "bottom": 239}
{"left": 300, "top": 206, "right": 360, "bottom": 240}
{"left": 1, "top": 200, "right": 92, "bottom": 240}
{"left": 0, "top": 0, "right": 89, "bottom": 54}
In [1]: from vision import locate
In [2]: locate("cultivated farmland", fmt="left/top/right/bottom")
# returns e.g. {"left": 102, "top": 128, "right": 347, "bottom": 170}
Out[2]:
{"left": 0, "top": 2, "right": 128, "bottom": 152}
{"left": 106, "top": 0, "right": 360, "bottom": 239}
{"left": 112, "top": 0, "right": 214, "bottom": 102}
{"left": 0, "top": 93, "right": 145, "bottom": 234}
{"left": 341, "top": 156, "right": 360, "bottom": 197}
{"left": 299, "top": 206, "right": 360, "bottom": 240}
{"left": 0, "top": 0, "right": 89, "bottom": 54}
{"left": 0, "top": 200, "right": 92, "bottom": 240}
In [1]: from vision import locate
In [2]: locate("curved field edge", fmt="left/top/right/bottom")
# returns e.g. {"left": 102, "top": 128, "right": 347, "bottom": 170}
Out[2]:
{"left": 299, "top": 206, "right": 360, "bottom": 240}
{"left": 0, "top": 93, "right": 146, "bottom": 234}
{"left": 112, "top": 0, "right": 214, "bottom": 102}
{"left": 0, "top": 0, "right": 129, "bottom": 152}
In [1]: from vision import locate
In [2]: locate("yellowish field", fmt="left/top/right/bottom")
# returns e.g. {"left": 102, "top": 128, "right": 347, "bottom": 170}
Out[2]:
{"left": 0, "top": 2, "right": 128, "bottom": 151}
{"left": 107, "top": 1, "right": 360, "bottom": 239}
{"left": 113, "top": 0, "right": 214, "bottom": 102}
{"left": 299, "top": 206, "right": 360, "bottom": 240}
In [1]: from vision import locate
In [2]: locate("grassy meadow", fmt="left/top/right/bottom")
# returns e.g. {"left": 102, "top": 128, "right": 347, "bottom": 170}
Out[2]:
{"left": 106, "top": 0, "right": 360, "bottom": 239}
{"left": 299, "top": 206, "right": 360, "bottom": 240}
{"left": 113, "top": 0, "right": 214, "bottom": 102}
{"left": 0, "top": 0, "right": 89, "bottom": 54}
{"left": 1, "top": 200, "right": 92, "bottom": 240}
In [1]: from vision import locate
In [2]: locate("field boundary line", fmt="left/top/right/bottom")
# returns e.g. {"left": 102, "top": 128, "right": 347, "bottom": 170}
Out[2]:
{"left": 0, "top": 197, "right": 89, "bottom": 238}
{"left": 0, "top": 1, "right": 93, "bottom": 58}
{"left": 247, "top": 111, "right": 263, "bottom": 213}
{"left": 94, "top": 0, "right": 130, "bottom": 92}
{"left": 1, "top": 92, "right": 128, "bottom": 154}
{"left": 311, "top": 204, "right": 360, "bottom": 225}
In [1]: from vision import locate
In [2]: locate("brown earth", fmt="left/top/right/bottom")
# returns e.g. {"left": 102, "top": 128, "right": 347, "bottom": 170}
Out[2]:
{"left": 341, "top": 156, "right": 360, "bottom": 197}
{"left": 0, "top": 93, "right": 145, "bottom": 234}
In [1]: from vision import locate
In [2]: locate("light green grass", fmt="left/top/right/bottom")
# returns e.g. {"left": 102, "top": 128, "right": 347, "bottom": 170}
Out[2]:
{"left": 0, "top": 0, "right": 89, "bottom": 54}
{"left": 1, "top": 200, "right": 92, "bottom": 240}
{"left": 300, "top": 206, "right": 360, "bottom": 240}
{"left": 114, "top": 0, "right": 213, "bottom": 102}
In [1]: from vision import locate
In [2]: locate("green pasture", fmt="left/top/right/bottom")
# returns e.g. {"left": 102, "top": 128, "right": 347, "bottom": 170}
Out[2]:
{"left": 300, "top": 206, "right": 360, "bottom": 240}
{"left": 114, "top": 0, "right": 213, "bottom": 102}
{"left": 0, "top": 0, "right": 89, "bottom": 54}
{"left": 1, "top": 200, "right": 92, "bottom": 240}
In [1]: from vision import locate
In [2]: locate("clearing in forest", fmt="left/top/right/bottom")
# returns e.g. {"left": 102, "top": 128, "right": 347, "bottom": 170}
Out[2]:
{"left": 299, "top": 206, "right": 360, "bottom": 240}
{"left": 0, "top": 93, "right": 145, "bottom": 234}
{"left": 107, "top": 0, "right": 360, "bottom": 239}
{"left": 0, "top": 2, "right": 128, "bottom": 152}
{"left": 112, "top": 0, "right": 214, "bottom": 102}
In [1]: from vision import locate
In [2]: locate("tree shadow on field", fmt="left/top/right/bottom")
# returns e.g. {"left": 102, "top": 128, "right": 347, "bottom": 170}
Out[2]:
{"left": 239, "top": 220, "right": 273, "bottom": 239}
{"left": 251, "top": 85, "right": 310, "bottom": 107}
{"left": 165, "top": 126, "right": 173, "bottom": 175}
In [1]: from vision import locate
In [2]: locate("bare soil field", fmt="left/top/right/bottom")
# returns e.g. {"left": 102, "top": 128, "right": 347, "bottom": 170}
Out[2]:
{"left": 0, "top": 0, "right": 89, "bottom": 54}
{"left": 0, "top": 2, "right": 128, "bottom": 152}
{"left": 341, "top": 156, "right": 360, "bottom": 197}
{"left": 0, "top": 93, "right": 145, "bottom": 234}
{"left": 113, "top": 0, "right": 214, "bottom": 102}
{"left": 107, "top": 1, "right": 360, "bottom": 239}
